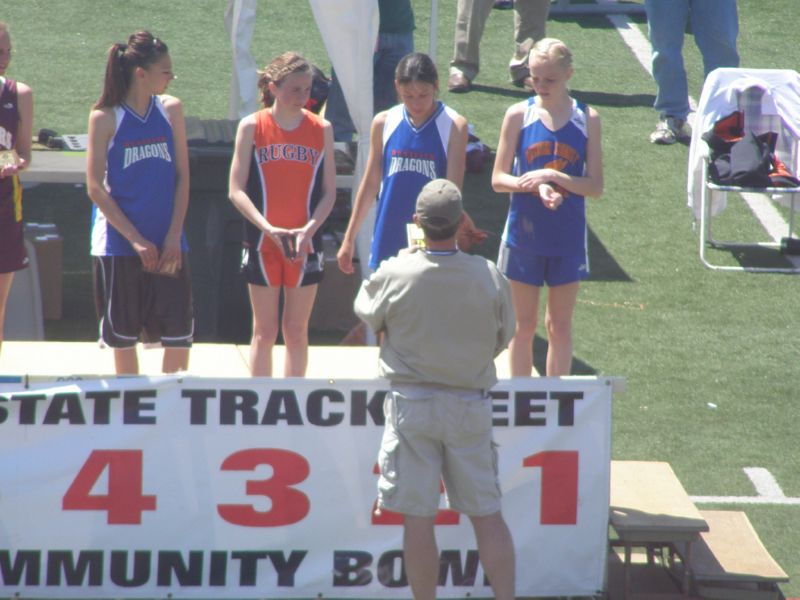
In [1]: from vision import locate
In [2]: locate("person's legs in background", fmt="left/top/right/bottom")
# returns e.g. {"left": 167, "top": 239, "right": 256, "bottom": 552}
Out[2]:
{"left": 326, "top": 31, "right": 414, "bottom": 142}
{"left": 325, "top": 69, "right": 357, "bottom": 143}
{"left": 508, "top": 0, "right": 550, "bottom": 88}
{"left": 645, "top": 0, "right": 692, "bottom": 144}
{"left": 449, "top": 0, "right": 494, "bottom": 92}
{"left": 374, "top": 31, "right": 414, "bottom": 112}
{"left": 689, "top": 0, "right": 739, "bottom": 78}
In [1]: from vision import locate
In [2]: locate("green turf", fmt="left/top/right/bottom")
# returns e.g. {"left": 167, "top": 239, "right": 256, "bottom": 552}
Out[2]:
{"left": 5, "top": 1, "right": 800, "bottom": 597}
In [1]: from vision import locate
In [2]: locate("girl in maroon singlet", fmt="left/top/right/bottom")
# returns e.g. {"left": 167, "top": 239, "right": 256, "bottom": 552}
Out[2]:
{"left": 0, "top": 21, "right": 33, "bottom": 357}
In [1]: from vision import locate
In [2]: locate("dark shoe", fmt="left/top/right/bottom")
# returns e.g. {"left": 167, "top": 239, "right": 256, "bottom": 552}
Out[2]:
{"left": 650, "top": 117, "right": 691, "bottom": 145}
{"left": 447, "top": 72, "right": 471, "bottom": 93}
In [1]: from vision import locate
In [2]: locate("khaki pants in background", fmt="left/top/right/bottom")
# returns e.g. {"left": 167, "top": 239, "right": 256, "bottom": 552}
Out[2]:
{"left": 450, "top": 0, "right": 551, "bottom": 84}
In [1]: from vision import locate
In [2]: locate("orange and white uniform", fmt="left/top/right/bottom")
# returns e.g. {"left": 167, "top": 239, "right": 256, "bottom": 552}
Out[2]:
{"left": 243, "top": 108, "right": 326, "bottom": 287}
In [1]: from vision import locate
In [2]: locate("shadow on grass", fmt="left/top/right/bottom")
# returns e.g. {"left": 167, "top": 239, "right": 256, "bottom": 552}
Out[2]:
{"left": 588, "top": 226, "right": 633, "bottom": 282}
{"left": 468, "top": 83, "right": 532, "bottom": 101}
{"left": 706, "top": 242, "right": 800, "bottom": 272}
{"left": 462, "top": 86, "right": 655, "bottom": 111}
{"left": 533, "top": 335, "right": 597, "bottom": 376}
{"left": 572, "top": 89, "right": 655, "bottom": 109}
{"left": 549, "top": 11, "right": 647, "bottom": 28}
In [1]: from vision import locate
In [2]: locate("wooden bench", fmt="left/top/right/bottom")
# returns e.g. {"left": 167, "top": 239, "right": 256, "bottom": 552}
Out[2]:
{"left": 609, "top": 461, "right": 709, "bottom": 599}
{"left": 690, "top": 510, "right": 789, "bottom": 600}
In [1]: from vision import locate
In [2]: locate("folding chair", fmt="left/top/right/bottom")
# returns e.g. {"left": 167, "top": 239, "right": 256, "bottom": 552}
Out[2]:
{"left": 688, "top": 68, "right": 800, "bottom": 273}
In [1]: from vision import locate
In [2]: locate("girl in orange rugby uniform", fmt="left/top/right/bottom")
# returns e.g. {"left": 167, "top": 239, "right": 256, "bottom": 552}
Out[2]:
{"left": 228, "top": 51, "right": 336, "bottom": 376}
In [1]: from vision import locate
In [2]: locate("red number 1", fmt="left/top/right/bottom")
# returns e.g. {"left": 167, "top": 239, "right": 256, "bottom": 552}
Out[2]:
{"left": 523, "top": 451, "right": 579, "bottom": 525}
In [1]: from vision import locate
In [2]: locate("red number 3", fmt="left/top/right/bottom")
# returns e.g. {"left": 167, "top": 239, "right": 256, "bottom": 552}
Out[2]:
{"left": 217, "top": 448, "right": 311, "bottom": 527}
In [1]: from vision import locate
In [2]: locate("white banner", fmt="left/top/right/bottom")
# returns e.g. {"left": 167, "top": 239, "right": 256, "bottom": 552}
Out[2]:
{"left": 0, "top": 376, "right": 613, "bottom": 598}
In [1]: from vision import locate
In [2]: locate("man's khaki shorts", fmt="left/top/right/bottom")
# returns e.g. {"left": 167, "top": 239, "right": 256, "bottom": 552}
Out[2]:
{"left": 376, "top": 383, "right": 502, "bottom": 518}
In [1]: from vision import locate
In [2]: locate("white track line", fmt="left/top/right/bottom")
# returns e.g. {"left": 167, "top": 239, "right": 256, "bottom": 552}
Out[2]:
{"left": 691, "top": 467, "right": 800, "bottom": 506}
{"left": 691, "top": 496, "right": 800, "bottom": 505}
{"left": 744, "top": 467, "right": 788, "bottom": 498}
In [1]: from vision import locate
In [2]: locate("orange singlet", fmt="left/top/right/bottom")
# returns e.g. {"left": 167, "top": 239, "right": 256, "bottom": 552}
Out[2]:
{"left": 243, "top": 108, "right": 326, "bottom": 287}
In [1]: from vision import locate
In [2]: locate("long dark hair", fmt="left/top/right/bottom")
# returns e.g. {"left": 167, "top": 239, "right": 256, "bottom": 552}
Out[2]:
{"left": 94, "top": 31, "right": 169, "bottom": 109}
{"left": 395, "top": 52, "right": 439, "bottom": 87}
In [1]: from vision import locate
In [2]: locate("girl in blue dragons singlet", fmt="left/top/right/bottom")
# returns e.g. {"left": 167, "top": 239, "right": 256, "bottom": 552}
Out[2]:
{"left": 336, "top": 52, "right": 469, "bottom": 274}
{"left": 492, "top": 38, "right": 604, "bottom": 377}
{"left": 86, "top": 31, "right": 192, "bottom": 375}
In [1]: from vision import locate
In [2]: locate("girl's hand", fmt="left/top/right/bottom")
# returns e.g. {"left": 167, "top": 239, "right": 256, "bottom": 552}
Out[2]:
{"left": 263, "top": 225, "right": 293, "bottom": 250}
{"left": 0, "top": 150, "right": 22, "bottom": 178}
{"left": 337, "top": 239, "right": 356, "bottom": 274}
{"left": 517, "top": 168, "right": 555, "bottom": 191}
{"left": 133, "top": 238, "right": 160, "bottom": 272}
{"left": 539, "top": 183, "right": 564, "bottom": 210}
{"left": 157, "top": 233, "right": 183, "bottom": 275}
{"left": 292, "top": 228, "right": 313, "bottom": 262}
{"left": 0, "top": 162, "right": 19, "bottom": 179}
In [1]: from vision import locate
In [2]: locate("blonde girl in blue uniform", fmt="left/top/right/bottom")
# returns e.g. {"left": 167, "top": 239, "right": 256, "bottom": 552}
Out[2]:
{"left": 492, "top": 38, "right": 603, "bottom": 376}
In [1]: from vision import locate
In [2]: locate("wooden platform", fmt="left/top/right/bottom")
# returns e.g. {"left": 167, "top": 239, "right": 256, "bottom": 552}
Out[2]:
{"left": 690, "top": 510, "right": 788, "bottom": 600}
{"left": 611, "top": 461, "right": 709, "bottom": 542}
{"left": 609, "top": 463, "right": 790, "bottom": 600}
{"left": 610, "top": 461, "right": 710, "bottom": 599}
{"left": 0, "top": 341, "right": 523, "bottom": 380}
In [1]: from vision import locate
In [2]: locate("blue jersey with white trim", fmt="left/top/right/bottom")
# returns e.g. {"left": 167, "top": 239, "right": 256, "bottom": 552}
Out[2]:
{"left": 370, "top": 101, "right": 454, "bottom": 269}
{"left": 91, "top": 96, "right": 187, "bottom": 256}
{"left": 502, "top": 97, "right": 589, "bottom": 257}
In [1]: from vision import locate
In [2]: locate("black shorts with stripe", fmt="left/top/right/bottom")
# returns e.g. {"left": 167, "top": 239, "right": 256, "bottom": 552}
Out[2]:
{"left": 93, "top": 255, "right": 194, "bottom": 348}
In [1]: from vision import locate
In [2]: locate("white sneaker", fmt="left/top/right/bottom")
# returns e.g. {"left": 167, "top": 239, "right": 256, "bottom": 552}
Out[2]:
{"left": 650, "top": 117, "right": 690, "bottom": 145}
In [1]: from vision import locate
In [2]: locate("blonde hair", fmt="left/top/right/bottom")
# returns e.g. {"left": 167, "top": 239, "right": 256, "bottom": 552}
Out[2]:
{"left": 257, "top": 51, "right": 311, "bottom": 107}
{"left": 0, "top": 22, "right": 9, "bottom": 37}
{"left": 529, "top": 38, "right": 573, "bottom": 70}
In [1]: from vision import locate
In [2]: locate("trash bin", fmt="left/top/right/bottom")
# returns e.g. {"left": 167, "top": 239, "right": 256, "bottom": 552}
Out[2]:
{"left": 23, "top": 222, "right": 63, "bottom": 320}
{"left": 185, "top": 118, "right": 251, "bottom": 343}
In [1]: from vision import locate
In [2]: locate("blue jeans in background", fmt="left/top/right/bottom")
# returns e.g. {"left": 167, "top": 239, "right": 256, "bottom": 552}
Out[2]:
{"left": 645, "top": 0, "right": 739, "bottom": 120}
{"left": 326, "top": 31, "right": 414, "bottom": 142}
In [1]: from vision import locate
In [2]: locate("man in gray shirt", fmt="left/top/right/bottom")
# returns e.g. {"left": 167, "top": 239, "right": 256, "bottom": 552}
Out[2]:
{"left": 354, "top": 179, "right": 516, "bottom": 600}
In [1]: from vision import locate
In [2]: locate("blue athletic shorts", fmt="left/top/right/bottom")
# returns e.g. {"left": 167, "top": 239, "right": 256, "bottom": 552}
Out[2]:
{"left": 497, "top": 242, "right": 588, "bottom": 287}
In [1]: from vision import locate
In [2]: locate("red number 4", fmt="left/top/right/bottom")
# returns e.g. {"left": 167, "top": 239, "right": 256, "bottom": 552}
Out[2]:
{"left": 62, "top": 450, "right": 156, "bottom": 525}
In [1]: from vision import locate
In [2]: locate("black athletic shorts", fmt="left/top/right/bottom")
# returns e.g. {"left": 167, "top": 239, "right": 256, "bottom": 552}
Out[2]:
{"left": 93, "top": 254, "right": 194, "bottom": 348}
